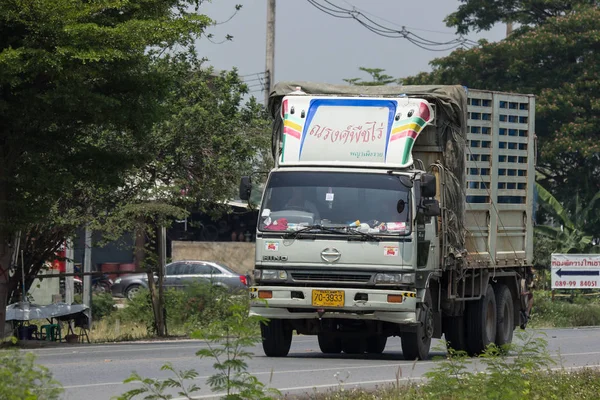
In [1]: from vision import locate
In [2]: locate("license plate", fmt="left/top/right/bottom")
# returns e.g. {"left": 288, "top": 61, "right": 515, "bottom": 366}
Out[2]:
{"left": 312, "top": 290, "right": 344, "bottom": 307}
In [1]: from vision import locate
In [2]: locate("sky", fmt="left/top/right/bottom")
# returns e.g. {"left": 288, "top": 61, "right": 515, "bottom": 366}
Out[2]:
{"left": 196, "top": 0, "right": 507, "bottom": 101}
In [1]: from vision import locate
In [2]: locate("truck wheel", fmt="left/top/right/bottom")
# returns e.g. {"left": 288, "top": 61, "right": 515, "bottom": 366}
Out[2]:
{"left": 260, "top": 319, "right": 292, "bottom": 357}
{"left": 342, "top": 337, "right": 366, "bottom": 354}
{"left": 494, "top": 284, "right": 514, "bottom": 347}
{"left": 401, "top": 290, "right": 433, "bottom": 360}
{"left": 366, "top": 335, "right": 387, "bottom": 354}
{"left": 466, "top": 284, "right": 497, "bottom": 355}
{"left": 443, "top": 316, "right": 467, "bottom": 352}
{"left": 318, "top": 333, "right": 342, "bottom": 354}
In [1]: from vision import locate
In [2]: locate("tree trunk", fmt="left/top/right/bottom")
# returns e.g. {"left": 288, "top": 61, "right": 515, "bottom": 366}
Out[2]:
{"left": 146, "top": 224, "right": 166, "bottom": 337}
{"left": 146, "top": 267, "right": 165, "bottom": 336}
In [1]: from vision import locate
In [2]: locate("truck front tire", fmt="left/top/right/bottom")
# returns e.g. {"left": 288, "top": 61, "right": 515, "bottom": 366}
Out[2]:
{"left": 261, "top": 319, "right": 292, "bottom": 357}
{"left": 401, "top": 290, "right": 433, "bottom": 360}
{"left": 466, "top": 284, "right": 497, "bottom": 355}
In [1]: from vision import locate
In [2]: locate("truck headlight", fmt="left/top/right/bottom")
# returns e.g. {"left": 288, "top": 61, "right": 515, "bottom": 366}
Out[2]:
{"left": 254, "top": 269, "right": 288, "bottom": 281}
{"left": 374, "top": 273, "right": 415, "bottom": 285}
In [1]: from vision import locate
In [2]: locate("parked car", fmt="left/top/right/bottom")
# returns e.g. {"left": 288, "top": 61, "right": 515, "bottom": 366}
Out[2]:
{"left": 111, "top": 260, "right": 249, "bottom": 300}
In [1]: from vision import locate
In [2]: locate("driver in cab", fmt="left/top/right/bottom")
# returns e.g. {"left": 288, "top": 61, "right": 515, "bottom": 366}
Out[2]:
{"left": 284, "top": 187, "right": 320, "bottom": 218}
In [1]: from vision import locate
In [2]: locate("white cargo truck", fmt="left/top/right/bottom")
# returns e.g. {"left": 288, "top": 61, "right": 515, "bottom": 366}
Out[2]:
{"left": 240, "top": 82, "right": 535, "bottom": 360}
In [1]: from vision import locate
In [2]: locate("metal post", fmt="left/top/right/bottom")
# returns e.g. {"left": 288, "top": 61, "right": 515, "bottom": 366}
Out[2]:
{"left": 65, "top": 238, "right": 74, "bottom": 304}
{"left": 83, "top": 226, "right": 92, "bottom": 327}
{"left": 264, "top": 0, "right": 276, "bottom": 105}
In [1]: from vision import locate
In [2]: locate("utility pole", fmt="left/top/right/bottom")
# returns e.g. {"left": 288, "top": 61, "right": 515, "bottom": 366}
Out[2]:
{"left": 65, "top": 238, "right": 74, "bottom": 304}
{"left": 265, "top": 0, "right": 276, "bottom": 105}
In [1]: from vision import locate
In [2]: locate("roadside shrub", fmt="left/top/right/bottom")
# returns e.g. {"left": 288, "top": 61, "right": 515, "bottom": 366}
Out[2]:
{"left": 92, "top": 292, "right": 117, "bottom": 320}
{"left": 116, "top": 282, "right": 240, "bottom": 334}
{"left": 530, "top": 290, "right": 600, "bottom": 328}
{"left": 0, "top": 345, "right": 63, "bottom": 400}
{"left": 117, "top": 304, "right": 276, "bottom": 400}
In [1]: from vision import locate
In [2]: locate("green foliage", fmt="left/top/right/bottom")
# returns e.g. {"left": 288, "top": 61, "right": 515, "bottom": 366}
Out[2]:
{"left": 192, "top": 303, "right": 277, "bottom": 400}
{"left": 535, "top": 182, "right": 600, "bottom": 255}
{"left": 343, "top": 67, "right": 397, "bottom": 86}
{"left": 299, "top": 330, "right": 600, "bottom": 400}
{"left": 400, "top": 5, "right": 600, "bottom": 227}
{"left": 529, "top": 290, "right": 600, "bottom": 328}
{"left": 0, "top": 349, "right": 63, "bottom": 400}
{"left": 0, "top": 0, "right": 212, "bottom": 229}
{"left": 115, "top": 283, "right": 235, "bottom": 334}
{"left": 444, "top": 0, "right": 592, "bottom": 34}
{"left": 116, "top": 363, "right": 200, "bottom": 400}
{"left": 409, "top": 332, "right": 555, "bottom": 400}
{"left": 117, "top": 303, "right": 277, "bottom": 400}
{"left": 92, "top": 292, "right": 117, "bottom": 320}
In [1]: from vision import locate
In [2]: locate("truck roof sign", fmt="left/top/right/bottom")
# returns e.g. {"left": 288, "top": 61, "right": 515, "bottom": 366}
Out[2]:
{"left": 279, "top": 95, "right": 434, "bottom": 168}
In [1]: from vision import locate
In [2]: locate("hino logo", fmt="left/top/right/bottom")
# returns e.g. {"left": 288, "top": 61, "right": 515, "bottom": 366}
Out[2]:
{"left": 263, "top": 255, "right": 288, "bottom": 261}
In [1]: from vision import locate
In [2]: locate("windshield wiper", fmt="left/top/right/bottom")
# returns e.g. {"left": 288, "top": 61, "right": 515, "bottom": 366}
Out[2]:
{"left": 345, "top": 227, "right": 381, "bottom": 242}
{"left": 283, "top": 225, "right": 342, "bottom": 239}
{"left": 283, "top": 225, "right": 381, "bottom": 242}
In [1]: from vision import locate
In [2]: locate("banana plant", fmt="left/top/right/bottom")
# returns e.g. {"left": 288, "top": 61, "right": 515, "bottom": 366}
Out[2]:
{"left": 535, "top": 182, "right": 600, "bottom": 254}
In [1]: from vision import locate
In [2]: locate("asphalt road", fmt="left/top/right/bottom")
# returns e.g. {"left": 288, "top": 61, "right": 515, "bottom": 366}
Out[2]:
{"left": 29, "top": 327, "right": 600, "bottom": 400}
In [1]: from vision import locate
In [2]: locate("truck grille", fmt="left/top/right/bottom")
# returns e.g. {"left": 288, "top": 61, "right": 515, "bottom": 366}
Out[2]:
{"left": 291, "top": 272, "right": 371, "bottom": 283}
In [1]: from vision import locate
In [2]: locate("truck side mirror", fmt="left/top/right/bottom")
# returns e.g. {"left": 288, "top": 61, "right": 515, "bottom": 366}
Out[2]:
{"left": 421, "top": 198, "right": 441, "bottom": 217}
{"left": 421, "top": 173, "right": 437, "bottom": 198}
{"left": 239, "top": 176, "right": 252, "bottom": 201}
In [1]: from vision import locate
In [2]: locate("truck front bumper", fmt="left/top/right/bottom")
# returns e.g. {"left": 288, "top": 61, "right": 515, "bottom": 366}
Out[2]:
{"left": 249, "top": 285, "right": 418, "bottom": 324}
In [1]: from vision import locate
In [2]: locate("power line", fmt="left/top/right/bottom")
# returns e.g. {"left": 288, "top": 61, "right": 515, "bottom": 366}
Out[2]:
{"left": 306, "top": 0, "right": 478, "bottom": 51}
{"left": 337, "top": 0, "right": 459, "bottom": 35}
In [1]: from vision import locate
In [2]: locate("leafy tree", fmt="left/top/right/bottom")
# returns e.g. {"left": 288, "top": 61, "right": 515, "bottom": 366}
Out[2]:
{"left": 401, "top": 3, "right": 600, "bottom": 235}
{"left": 343, "top": 67, "right": 398, "bottom": 86}
{"left": 0, "top": 0, "right": 226, "bottom": 337}
{"left": 93, "top": 51, "right": 270, "bottom": 335}
{"left": 535, "top": 183, "right": 600, "bottom": 255}
{"left": 445, "top": 0, "right": 596, "bottom": 34}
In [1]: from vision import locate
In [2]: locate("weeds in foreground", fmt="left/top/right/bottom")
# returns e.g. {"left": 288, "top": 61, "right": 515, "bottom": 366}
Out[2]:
{"left": 0, "top": 338, "right": 63, "bottom": 400}
{"left": 115, "top": 302, "right": 278, "bottom": 400}
{"left": 299, "top": 330, "right": 577, "bottom": 400}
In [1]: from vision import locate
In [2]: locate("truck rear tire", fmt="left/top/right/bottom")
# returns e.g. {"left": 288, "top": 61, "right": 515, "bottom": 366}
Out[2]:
{"left": 443, "top": 316, "right": 467, "bottom": 352}
{"left": 318, "top": 333, "right": 342, "bottom": 354}
{"left": 401, "top": 290, "right": 433, "bottom": 360}
{"left": 494, "top": 284, "right": 514, "bottom": 347}
{"left": 366, "top": 335, "right": 387, "bottom": 354}
{"left": 342, "top": 337, "right": 366, "bottom": 354}
{"left": 261, "top": 319, "right": 292, "bottom": 357}
{"left": 465, "top": 284, "right": 497, "bottom": 355}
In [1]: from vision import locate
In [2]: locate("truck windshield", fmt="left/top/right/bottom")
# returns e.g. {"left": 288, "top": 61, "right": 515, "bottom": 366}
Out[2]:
{"left": 258, "top": 171, "right": 411, "bottom": 236}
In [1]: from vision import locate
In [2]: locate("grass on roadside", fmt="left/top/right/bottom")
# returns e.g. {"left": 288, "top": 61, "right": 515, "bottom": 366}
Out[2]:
{"left": 529, "top": 290, "right": 600, "bottom": 328}
{"left": 87, "top": 282, "right": 249, "bottom": 342}
{"left": 288, "top": 331, "right": 600, "bottom": 400}
{"left": 290, "top": 368, "right": 600, "bottom": 400}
